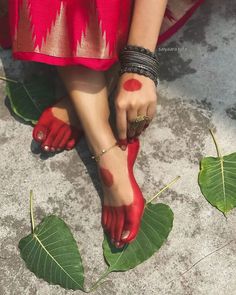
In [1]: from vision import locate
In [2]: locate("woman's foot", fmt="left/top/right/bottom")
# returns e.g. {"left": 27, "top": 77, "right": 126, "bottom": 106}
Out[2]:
{"left": 56, "top": 64, "right": 144, "bottom": 248}
{"left": 99, "top": 137, "right": 145, "bottom": 248}
{"left": 32, "top": 96, "right": 84, "bottom": 152}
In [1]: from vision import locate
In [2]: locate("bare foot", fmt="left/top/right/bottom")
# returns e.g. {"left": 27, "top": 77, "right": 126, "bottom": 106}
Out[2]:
{"left": 98, "top": 138, "right": 145, "bottom": 248}
{"left": 32, "top": 96, "right": 83, "bottom": 152}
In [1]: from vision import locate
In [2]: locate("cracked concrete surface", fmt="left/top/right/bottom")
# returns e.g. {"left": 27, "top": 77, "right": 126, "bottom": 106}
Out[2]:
{"left": 1, "top": 1, "right": 236, "bottom": 294}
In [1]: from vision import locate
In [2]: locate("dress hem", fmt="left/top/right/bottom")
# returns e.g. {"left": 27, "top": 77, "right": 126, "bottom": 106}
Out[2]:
{"left": 13, "top": 51, "right": 119, "bottom": 71}
{"left": 158, "top": 0, "right": 205, "bottom": 45}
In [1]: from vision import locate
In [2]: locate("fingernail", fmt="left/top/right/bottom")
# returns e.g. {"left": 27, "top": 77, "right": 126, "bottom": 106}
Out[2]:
{"left": 118, "top": 139, "right": 127, "bottom": 150}
{"left": 43, "top": 146, "right": 49, "bottom": 151}
{"left": 115, "top": 242, "right": 120, "bottom": 248}
{"left": 51, "top": 147, "right": 55, "bottom": 152}
{"left": 121, "top": 230, "right": 130, "bottom": 240}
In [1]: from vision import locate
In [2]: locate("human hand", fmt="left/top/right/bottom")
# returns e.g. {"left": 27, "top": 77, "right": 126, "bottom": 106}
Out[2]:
{"left": 114, "top": 72, "right": 158, "bottom": 150}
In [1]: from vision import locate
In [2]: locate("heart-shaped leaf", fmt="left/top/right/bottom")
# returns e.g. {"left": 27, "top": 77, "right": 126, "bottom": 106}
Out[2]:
{"left": 5, "top": 75, "right": 56, "bottom": 124}
{"left": 199, "top": 153, "right": 236, "bottom": 213}
{"left": 103, "top": 203, "right": 174, "bottom": 272}
{"left": 19, "top": 215, "right": 84, "bottom": 291}
{"left": 198, "top": 130, "right": 236, "bottom": 213}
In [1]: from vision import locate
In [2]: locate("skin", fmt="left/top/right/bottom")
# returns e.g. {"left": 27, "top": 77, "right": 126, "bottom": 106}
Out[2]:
{"left": 32, "top": 0, "right": 168, "bottom": 247}
{"left": 57, "top": 65, "right": 145, "bottom": 248}
{"left": 56, "top": 0, "right": 168, "bottom": 247}
{"left": 115, "top": 0, "right": 168, "bottom": 144}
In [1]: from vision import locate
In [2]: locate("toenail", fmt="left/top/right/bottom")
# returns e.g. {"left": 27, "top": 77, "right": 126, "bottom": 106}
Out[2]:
{"left": 43, "top": 146, "right": 49, "bottom": 151}
{"left": 121, "top": 230, "right": 130, "bottom": 240}
{"left": 37, "top": 131, "right": 44, "bottom": 140}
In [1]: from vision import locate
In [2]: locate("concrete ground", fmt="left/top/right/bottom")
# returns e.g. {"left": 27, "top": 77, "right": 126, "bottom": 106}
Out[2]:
{"left": 1, "top": 1, "right": 236, "bottom": 294}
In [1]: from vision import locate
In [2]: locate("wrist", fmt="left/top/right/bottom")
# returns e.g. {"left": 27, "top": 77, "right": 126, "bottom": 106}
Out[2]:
{"left": 118, "top": 44, "right": 159, "bottom": 87}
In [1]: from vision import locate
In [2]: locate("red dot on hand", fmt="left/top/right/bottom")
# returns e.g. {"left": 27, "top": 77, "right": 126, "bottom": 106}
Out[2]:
{"left": 123, "top": 79, "right": 142, "bottom": 91}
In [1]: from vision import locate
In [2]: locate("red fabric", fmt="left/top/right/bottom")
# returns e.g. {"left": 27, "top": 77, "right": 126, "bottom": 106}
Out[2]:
{"left": 1, "top": 0, "right": 205, "bottom": 70}
{"left": 158, "top": 0, "right": 205, "bottom": 45}
{"left": 13, "top": 52, "right": 118, "bottom": 70}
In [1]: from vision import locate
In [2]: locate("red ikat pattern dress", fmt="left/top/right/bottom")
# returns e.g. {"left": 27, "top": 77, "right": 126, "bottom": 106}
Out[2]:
{"left": 0, "top": 0, "right": 205, "bottom": 70}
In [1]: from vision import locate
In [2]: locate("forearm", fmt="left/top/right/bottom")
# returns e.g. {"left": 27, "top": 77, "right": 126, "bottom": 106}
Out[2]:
{"left": 127, "top": 0, "right": 168, "bottom": 51}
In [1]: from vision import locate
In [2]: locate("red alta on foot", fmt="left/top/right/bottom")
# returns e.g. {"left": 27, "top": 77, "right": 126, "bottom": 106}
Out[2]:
{"left": 32, "top": 108, "right": 83, "bottom": 152}
{"left": 102, "top": 138, "right": 145, "bottom": 247}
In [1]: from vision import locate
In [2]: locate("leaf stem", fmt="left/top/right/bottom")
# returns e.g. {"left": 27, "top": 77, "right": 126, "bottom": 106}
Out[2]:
{"left": 30, "top": 190, "right": 35, "bottom": 233}
{"left": 87, "top": 268, "right": 111, "bottom": 293}
{"left": 0, "top": 76, "right": 18, "bottom": 84}
{"left": 209, "top": 129, "right": 222, "bottom": 158}
{"left": 146, "top": 176, "right": 181, "bottom": 205}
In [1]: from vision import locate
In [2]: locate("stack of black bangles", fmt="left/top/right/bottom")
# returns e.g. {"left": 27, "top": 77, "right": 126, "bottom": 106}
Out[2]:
{"left": 118, "top": 44, "right": 159, "bottom": 86}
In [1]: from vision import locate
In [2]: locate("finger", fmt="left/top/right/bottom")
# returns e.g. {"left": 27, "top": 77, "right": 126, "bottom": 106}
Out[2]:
{"left": 147, "top": 101, "right": 157, "bottom": 119}
{"left": 143, "top": 101, "right": 157, "bottom": 132}
{"left": 134, "top": 109, "right": 148, "bottom": 137}
{"left": 127, "top": 108, "right": 138, "bottom": 140}
{"left": 116, "top": 104, "right": 128, "bottom": 150}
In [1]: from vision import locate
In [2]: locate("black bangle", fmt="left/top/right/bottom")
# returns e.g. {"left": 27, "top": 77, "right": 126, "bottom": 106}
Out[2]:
{"left": 118, "top": 45, "right": 159, "bottom": 86}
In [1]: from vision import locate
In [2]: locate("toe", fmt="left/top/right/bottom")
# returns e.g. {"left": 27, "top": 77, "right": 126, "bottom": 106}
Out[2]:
{"left": 120, "top": 205, "right": 144, "bottom": 244}
{"left": 58, "top": 129, "right": 72, "bottom": 150}
{"left": 65, "top": 128, "right": 82, "bottom": 150}
{"left": 52, "top": 125, "right": 68, "bottom": 151}
{"left": 66, "top": 138, "right": 76, "bottom": 150}
{"left": 105, "top": 209, "right": 113, "bottom": 237}
{"left": 121, "top": 223, "right": 139, "bottom": 243}
{"left": 110, "top": 208, "right": 117, "bottom": 243}
{"left": 41, "top": 122, "right": 62, "bottom": 152}
{"left": 102, "top": 205, "right": 109, "bottom": 229}
{"left": 32, "top": 124, "right": 48, "bottom": 143}
{"left": 41, "top": 130, "right": 56, "bottom": 152}
{"left": 33, "top": 108, "right": 54, "bottom": 143}
{"left": 114, "top": 207, "right": 125, "bottom": 244}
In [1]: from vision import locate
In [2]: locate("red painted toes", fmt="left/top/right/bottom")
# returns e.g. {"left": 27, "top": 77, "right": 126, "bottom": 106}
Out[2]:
{"left": 32, "top": 107, "right": 83, "bottom": 152}
{"left": 32, "top": 124, "right": 48, "bottom": 143}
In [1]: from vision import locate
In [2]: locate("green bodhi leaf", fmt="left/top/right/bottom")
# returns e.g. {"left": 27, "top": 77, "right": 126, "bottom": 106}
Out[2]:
{"left": 100, "top": 177, "right": 178, "bottom": 280}
{"left": 199, "top": 130, "right": 236, "bottom": 213}
{"left": 103, "top": 203, "right": 173, "bottom": 272}
{"left": 1, "top": 75, "right": 56, "bottom": 124}
{"left": 19, "top": 192, "right": 84, "bottom": 291}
